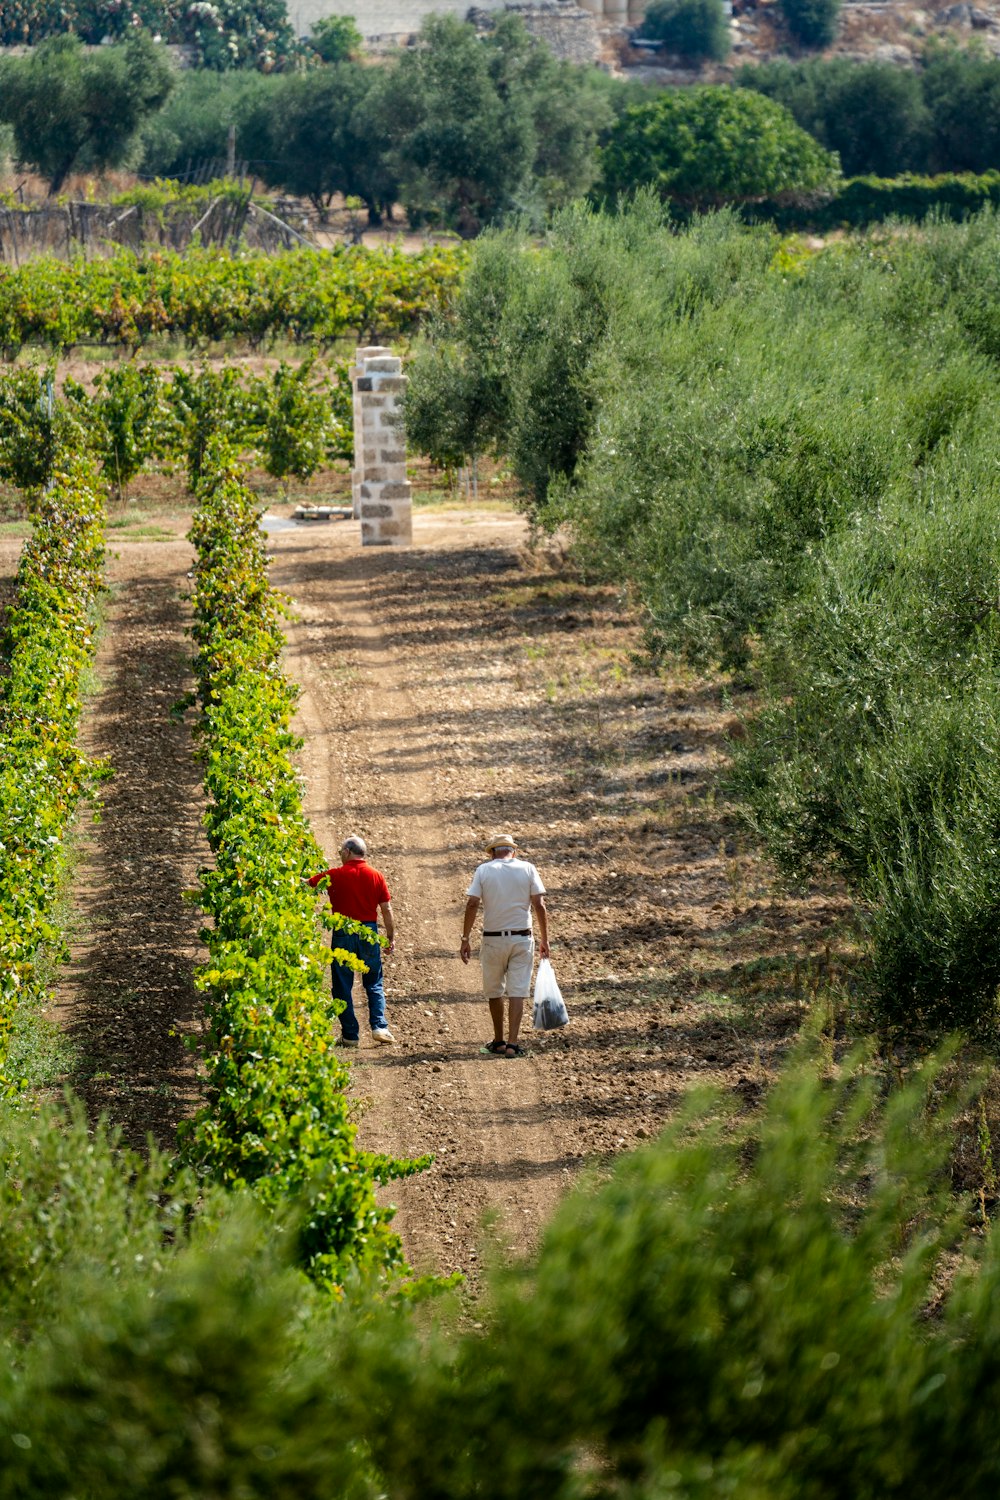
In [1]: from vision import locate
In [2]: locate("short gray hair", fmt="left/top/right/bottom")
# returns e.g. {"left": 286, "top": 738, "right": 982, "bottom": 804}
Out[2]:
{"left": 342, "top": 835, "right": 368, "bottom": 858}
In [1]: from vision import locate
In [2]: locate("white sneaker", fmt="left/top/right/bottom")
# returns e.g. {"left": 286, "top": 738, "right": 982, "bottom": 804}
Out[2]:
{"left": 338, "top": 1037, "right": 359, "bottom": 1048}
{"left": 372, "top": 1027, "right": 395, "bottom": 1044}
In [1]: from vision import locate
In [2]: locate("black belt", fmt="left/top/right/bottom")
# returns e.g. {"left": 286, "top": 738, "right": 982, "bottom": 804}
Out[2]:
{"left": 483, "top": 929, "right": 531, "bottom": 937}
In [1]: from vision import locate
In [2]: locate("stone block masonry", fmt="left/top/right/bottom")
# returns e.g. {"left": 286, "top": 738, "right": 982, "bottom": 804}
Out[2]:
{"left": 351, "top": 348, "right": 413, "bottom": 547}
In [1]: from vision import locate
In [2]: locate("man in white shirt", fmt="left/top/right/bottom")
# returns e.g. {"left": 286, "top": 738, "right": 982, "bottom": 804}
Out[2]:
{"left": 460, "top": 832, "right": 550, "bottom": 1058}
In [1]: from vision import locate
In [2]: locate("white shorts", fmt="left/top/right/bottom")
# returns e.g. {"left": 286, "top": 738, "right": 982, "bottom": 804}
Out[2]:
{"left": 480, "top": 935, "right": 534, "bottom": 998}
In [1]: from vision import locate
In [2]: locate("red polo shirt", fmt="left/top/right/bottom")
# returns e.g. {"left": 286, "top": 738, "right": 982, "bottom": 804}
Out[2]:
{"left": 308, "top": 860, "right": 391, "bottom": 922}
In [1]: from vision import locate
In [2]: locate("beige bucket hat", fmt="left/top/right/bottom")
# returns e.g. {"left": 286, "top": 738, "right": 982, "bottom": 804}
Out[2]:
{"left": 484, "top": 831, "right": 517, "bottom": 852}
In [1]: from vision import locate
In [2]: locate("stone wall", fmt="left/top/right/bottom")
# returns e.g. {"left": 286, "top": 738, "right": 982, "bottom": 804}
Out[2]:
{"left": 287, "top": 0, "right": 497, "bottom": 37}
{"left": 288, "top": 0, "right": 624, "bottom": 44}
{"left": 468, "top": 0, "right": 601, "bottom": 60}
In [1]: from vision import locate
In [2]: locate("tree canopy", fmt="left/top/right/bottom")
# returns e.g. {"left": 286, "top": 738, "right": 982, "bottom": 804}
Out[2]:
{"left": 0, "top": 34, "right": 174, "bottom": 194}
{"left": 641, "top": 0, "right": 731, "bottom": 62}
{"left": 377, "top": 15, "right": 612, "bottom": 236}
{"left": 308, "top": 13, "right": 362, "bottom": 62}
{"left": 0, "top": 0, "right": 299, "bottom": 69}
{"left": 778, "top": 0, "right": 842, "bottom": 48}
{"left": 249, "top": 65, "right": 398, "bottom": 223}
{"left": 597, "top": 86, "right": 840, "bottom": 208}
{"left": 738, "top": 58, "right": 932, "bottom": 177}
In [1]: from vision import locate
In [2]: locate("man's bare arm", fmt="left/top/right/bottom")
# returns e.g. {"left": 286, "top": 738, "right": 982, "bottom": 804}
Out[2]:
{"left": 531, "top": 893, "right": 550, "bottom": 959}
{"left": 460, "top": 896, "right": 480, "bottom": 964}
{"left": 379, "top": 899, "right": 395, "bottom": 951}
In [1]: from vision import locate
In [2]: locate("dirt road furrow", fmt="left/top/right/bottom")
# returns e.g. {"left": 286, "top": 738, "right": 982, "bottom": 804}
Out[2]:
{"left": 275, "top": 515, "right": 573, "bottom": 1280}
{"left": 49, "top": 534, "right": 207, "bottom": 1149}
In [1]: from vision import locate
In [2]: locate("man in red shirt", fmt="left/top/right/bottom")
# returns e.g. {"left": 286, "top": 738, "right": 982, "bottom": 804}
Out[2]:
{"left": 307, "top": 835, "right": 395, "bottom": 1047}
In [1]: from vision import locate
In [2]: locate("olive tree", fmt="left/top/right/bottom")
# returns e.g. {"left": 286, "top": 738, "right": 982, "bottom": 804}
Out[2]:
{"left": 0, "top": 34, "right": 174, "bottom": 195}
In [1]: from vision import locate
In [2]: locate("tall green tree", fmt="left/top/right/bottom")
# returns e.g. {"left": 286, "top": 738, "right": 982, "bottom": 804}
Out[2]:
{"left": 923, "top": 45, "right": 1000, "bottom": 173}
{"left": 251, "top": 64, "right": 398, "bottom": 223}
{"left": 378, "top": 15, "right": 536, "bottom": 238}
{"left": 308, "top": 12, "right": 362, "bottom": 61}
{"left": 0, "top": 33, "right": 174, "bottom": 194}
{"left": 376, "top": 14, "right": 609, "bottom": 237}
{"left": 739, "top": 58, "right": 931, "bottom": 177}
{"left": 597, "top": 86, "right": 839, "bottom": 209}
{"left": 139, "top": 69, "right": 275, "bottom": 180}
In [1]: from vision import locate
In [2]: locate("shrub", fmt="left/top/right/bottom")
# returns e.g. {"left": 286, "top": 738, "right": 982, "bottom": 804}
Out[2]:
{"left": 733, "top": 412, "right": 1000, "bottom": 1045}
{"left": 9, "top": 1046, "right": 1000, "bottom": 1495}
{"left": 325, "top": 1047, "right": 1000, "bottom": 1500}
{"left": 597, "top": 87, "right": 840, "bottom": 209}
{"left": 779, "top": 0, "right": 842, "bottom": 48}
{"left": 70, "top": 364, "right": 174, "bottom": 503}
{"left": 0, "top": 367, "right": 64, "bottom": 493}
{"left": 642, "top": 0, "right": 731, "bottom": 61}
{"left": 308, "top": 12, "right": 362, "bottom": 61}
{"left": 738, "top": 58, "right": 931, "bottom": 177}
{"left": 0, "top": 1098, "right": 378, "bottom": 1497}
{"left": 262, "top": 359, "right": 333, "bottom": 487}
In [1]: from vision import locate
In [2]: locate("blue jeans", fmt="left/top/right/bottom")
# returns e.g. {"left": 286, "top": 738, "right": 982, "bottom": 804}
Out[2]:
{"left": 331, "top": 922, "right": 387, "bottom": 1039}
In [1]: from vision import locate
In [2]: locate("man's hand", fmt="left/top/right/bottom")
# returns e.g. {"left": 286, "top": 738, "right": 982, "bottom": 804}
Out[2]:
{"left": 539, "top": 940, "right": 550, "bottom": 959}
{"left": 460, "top": 937, "right": 471, "bottom": 965}
{"left": 384, "top": 939, "right": 395, "bottom": 957}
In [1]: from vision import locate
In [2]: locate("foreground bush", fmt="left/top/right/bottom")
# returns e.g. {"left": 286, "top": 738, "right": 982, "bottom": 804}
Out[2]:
{"left": 0, "top": 1098, "right": 380, "bottom": 1499}
{"left": 7, "top": 1050, "right": 1000, "bottom": 1497}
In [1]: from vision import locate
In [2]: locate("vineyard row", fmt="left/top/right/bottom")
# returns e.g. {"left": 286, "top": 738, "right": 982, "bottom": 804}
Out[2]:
{"left": 180, "top": 441, "right": 423, "bottom": 1289}
{"left": 0, "top": 455, "right": 105, "bottom": 1089}
{"left": 0, "top": 245, "right": 465, "bottom": 355}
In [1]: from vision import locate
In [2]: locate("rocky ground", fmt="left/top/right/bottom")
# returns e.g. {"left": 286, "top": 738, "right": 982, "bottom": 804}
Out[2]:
{"left": 617, "top": 0, "right": 1000, "bottom": 77}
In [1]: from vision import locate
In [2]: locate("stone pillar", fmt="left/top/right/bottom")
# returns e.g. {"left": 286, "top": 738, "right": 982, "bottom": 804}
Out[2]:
{"left": 352, "top": 349, "right": 412, "bottom": 548}
{"left": 350, "top": 344, "right": 392, "bottom": 518}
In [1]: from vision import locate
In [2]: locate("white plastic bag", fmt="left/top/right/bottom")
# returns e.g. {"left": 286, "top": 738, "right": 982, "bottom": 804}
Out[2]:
{"left": 533, "top": 958, "right": 569, "bottom": 1030}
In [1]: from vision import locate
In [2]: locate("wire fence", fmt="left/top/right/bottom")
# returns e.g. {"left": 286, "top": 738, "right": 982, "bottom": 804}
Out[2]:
{"left": 0, "top": 182, "right": 312, "bottom": 263}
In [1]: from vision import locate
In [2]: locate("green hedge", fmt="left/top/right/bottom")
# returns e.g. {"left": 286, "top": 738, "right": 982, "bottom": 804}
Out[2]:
{"left": 750, "top": 170, "right": 1000, "bottom": 230}
{"left": 180, "top": 444, "right": 426, "bottom": 1293}
{"left": 0, "top": 454, "right": 105, "bottom": 1090}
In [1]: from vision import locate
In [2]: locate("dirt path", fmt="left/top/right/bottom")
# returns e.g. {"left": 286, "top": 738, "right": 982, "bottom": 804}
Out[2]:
{"left": 270, "top": 511, "right": 847, "bottom": 1282}
{"left": 36, "top": 501, "right": 846, "bottom": 1276}
{"left": 275, "top": 513, "right": 569, "bottom": 1277}
{"left": 47, "top": 521, "right": 207, "bottom": 1149}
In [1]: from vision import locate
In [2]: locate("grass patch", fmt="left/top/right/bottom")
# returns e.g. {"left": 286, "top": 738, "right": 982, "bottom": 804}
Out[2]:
{"left": 106, "top": 519, "right": 178, "bottom": 540}
{"left": 412, "top": 487, "right": 516, "bottom": 512}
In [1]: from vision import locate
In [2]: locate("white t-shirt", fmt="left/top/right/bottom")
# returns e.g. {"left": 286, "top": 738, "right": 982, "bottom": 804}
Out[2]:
{"left": 467, "top": 856, "right": 545, "bottom": 932}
